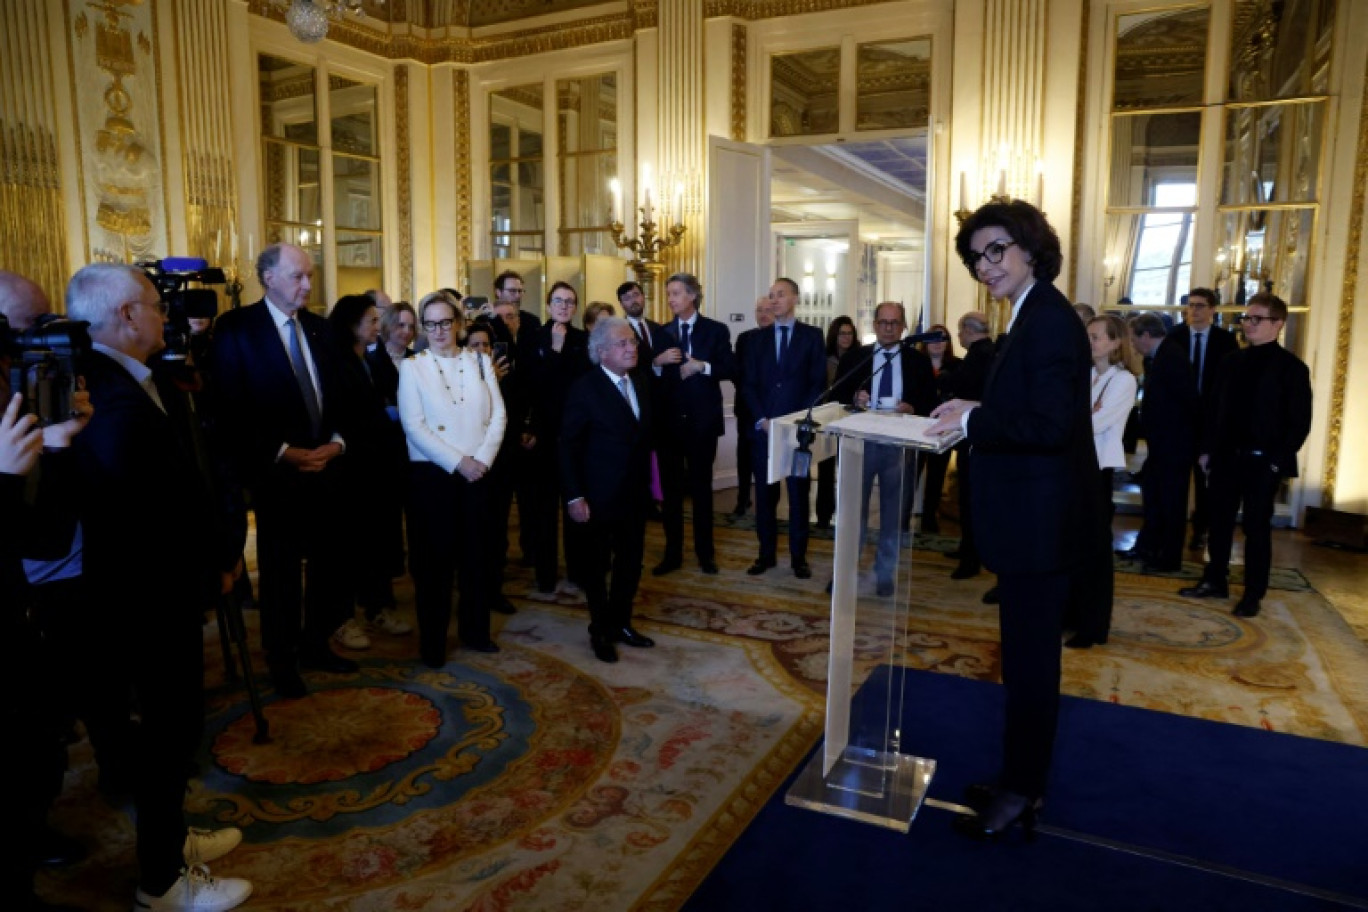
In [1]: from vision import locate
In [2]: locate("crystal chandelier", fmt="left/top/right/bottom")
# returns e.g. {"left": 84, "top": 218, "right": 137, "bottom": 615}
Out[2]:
{"left": 270, "top": 0, "right": 377, "bottom": 44}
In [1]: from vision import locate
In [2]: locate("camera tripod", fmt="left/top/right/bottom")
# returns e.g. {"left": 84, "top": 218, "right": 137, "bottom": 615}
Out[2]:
{"left": 215, "top": 589, "right": 271, "bottom": 744}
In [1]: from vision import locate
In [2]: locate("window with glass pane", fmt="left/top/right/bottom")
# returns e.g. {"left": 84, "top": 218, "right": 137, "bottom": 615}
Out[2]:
{"left": 557, "top": 74, "right": 616, "bottom": 255}
{"left": 856, "top": 39, "right": 931, "bottom": 132}
{"left": 771, "top": 48, "right": 839, "bottom": 137}
{"left": 331, "top": 77, "right": 383, "bottom": 295}
{"left": 490, "top": 84, "right": 545, "bottom": 257}
{"left": 259, "top": 54, "right": 323, "bottom": 311}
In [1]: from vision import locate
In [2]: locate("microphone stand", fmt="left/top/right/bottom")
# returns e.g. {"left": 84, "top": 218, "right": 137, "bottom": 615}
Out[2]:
{"left": 789, "top": 331, "right": 947, "bottom": 478}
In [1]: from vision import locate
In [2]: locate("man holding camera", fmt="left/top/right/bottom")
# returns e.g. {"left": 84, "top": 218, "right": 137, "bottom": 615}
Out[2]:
{"left": 66, "top": 263, "right": 251, "bottom": 911}
{"left": 213, "top": 243, "right": 360, "bottom": 698}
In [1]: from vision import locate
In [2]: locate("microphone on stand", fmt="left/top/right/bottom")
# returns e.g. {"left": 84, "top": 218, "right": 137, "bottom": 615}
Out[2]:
{"left": 788, "top": 330, "right": 947, "bottom": 478}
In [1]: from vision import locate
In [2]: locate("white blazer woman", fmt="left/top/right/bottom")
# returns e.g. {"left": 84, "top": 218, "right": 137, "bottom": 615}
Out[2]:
{"left": 399, "top": 347, "right": 506, "bottom": 471}
{"left": 1090, "top": 361, "right": 1138, "bottom": 470}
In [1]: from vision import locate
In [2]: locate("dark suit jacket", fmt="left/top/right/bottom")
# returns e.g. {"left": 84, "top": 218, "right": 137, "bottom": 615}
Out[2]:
{"left": 73, "top": 351, "right": 240, "bottom": 614}
{"left": 1205, "top": 342, "right": 1312, "bottom": 478}
{"left": 1139, "top": 338, "right": 1198, "bottom": 461}
{"left": 740, "top": 320, "right": 826, "bottom": 425}
{"left": 364, "top": 345, "right": 411, "bottom": 409}
{"left": 947, "top": 336, "right": 994, "bottom": 401}
{"left": 625, "top": 317, "right": 663, "bottom": 383}
{"left": 559, "top": 368, "right": 653, "bottom": 522}
{"left": 966, "top": 282, "right": 1099, "bottom": 576}
{"left": 652, "top": 313, "right": 737, "bottom": 438}
{"left": 733, "top": 326, "right": 761, "bottom": 427}
{"left": 1164, "top": 323, "right": 1238, "bottom": 403}
{"left": 834, "top": 343, "right": 939, "bottom": 417}
{"left": 211, "top": 300, "right": 356, "bottom": 486}
{"left": 525, "top": 322, "right": 590, "bottom": 444}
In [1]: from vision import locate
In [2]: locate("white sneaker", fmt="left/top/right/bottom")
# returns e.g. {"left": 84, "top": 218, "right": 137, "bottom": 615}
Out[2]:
{"left": 371, "top": 608, "right": 412, "bottom": 635}
{"left": 134, "top": 864, "right": 252, "bottom": 912}
{"left": 556, "top": 579, "right": 583, "bottom": 596}
{"left": 183, "top": 827, "right": 242, "bottom": 865}
{"left": 332, "top": 618, "right": 372, "bottom": 650}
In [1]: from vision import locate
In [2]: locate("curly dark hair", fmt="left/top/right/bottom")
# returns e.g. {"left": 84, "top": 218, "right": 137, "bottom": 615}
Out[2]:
{"left": 954, "top": 199, "right": 1062, "bottom": 284}
{"left": 328, "top": 293, "right": 378, "bottom": 351}
{"left": 824, "top": 315, "right": 857, "bottom": 358}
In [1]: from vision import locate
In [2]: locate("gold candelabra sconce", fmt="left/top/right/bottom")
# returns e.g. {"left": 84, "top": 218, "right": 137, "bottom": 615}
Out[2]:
{"left": 953, "top": 153, "right": 1045, "bottom": 225}
{"left": 607, "top": 168, "right": 687, "bottom": 314}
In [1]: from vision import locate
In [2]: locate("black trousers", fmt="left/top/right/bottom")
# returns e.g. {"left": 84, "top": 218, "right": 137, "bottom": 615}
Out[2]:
{"left": 1203, "top": 452, "right": 1280, "bottom": 601}
{"left": 815, "top": 455, "right": 836, "bottom": 526}
{"left": 525, "top": 438, "right": 587, "bottom": 592}
{"left": 734, "top": 411, "right": 755, "bottom": 510}
{"left": 955, "top": 445, "right": 981, "bottom": 569}
{"left": 906, "top": 448, "right": 951, "bottom": 530}
{"left": 408, "top": 462, "right": 493, "bottom": 662}
{"left": 996, "top": 570, "right": 1068, "bottom": 799}
{"left": 1189, "top": 457, "right": 1212, "bottom": 539}
{"left": 1139, "top": 451, "right": 1188, "bottom": 568}
{"left": 252, "top": 469, "right": 351, "bottom": 666}
{"left": 658, "top": 431, "right": 719, "bottom": 564}
{"left": 752, "top": 428, "right": 811, "bottom": 565}
{"left": 577, "top": 508, "right": 647, "bottom": 636}
{"left": 1064, "top": 469, "right": 1116, "bottom": 644}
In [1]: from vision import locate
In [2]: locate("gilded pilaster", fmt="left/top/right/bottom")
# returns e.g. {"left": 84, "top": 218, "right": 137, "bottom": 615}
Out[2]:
{"left": 656, "top": 0, "right": 705, "bottom": 314}
{"left": 395, "top": 63, "right": 413, "bottom": 302}
{"left": 1323, "top": 68, "right": 1368, "bottom": 507}
{"left": 731, "top": 23, "right": 747, "bottom": 142}
{"left": 0, "top": 0, "right": 70, "bottom": 302}
{"left": 454, "top": 69, "right": 473, "bottom": 277}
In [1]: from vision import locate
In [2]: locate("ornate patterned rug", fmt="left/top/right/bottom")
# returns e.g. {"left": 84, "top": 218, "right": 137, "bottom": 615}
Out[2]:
{"left": 37, "top": 517, "right": 1368, "bottom": 910}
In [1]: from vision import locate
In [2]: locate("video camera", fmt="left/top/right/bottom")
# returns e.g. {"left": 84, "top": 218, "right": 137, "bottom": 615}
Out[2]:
{"left": 0, "top": 311, "right": 91, "bottom": 426}
{"left": 138, "top": 257, "right": 226, "bottom": 361}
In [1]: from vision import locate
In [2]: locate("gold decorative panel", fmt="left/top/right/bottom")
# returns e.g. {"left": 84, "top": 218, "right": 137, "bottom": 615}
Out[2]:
{"left": 395, "top": 64, "right": 413, "bottom": 302}
{"left": 454, "top": 69, "right": 473, "bottom": 272}
{"left": 68, "top": 0, "right": 169, "bottom": 263}
{"left": 731, "top": 24, "right": 747, "bottom": 141}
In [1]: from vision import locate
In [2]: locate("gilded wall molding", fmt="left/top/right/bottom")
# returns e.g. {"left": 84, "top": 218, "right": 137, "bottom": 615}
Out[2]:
{"left": 395, "top": 64, "right": 413, "bottom": 302}
{"left": 454, "top": 69, "right": 473, "bottom": 275}
{"left": 1068, "top": 0, "right": 1090, "bottom": 299}
{"left": 731, "top": 23, "right": 746, "bottom": 141}
{"left": 1322, "top": 64, "right": 1368, "bottom": 506}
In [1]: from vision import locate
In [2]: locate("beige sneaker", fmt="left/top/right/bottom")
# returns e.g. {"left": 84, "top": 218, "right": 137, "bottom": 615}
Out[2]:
{"left": 183, "top": 826, "right": 242, "bottom": 864}
{"left": 371, "top": 608, "right": 412, "bottom": 635}
{"left": 332, "top": 618, "right": 372, "bottom": 650}
{"left": 134, "top": 864, "right": 252, "bottom": 911}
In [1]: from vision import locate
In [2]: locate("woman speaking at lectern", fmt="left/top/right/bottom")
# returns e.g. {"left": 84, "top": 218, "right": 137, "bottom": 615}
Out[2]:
{"left": 927, "top": 200, "right": 1102, "bottom": 840}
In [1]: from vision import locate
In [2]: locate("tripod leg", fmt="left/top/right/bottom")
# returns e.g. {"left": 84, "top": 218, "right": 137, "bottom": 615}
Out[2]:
{"left": 220, "top": 595, "right": 271, "bottom": 744}
{"left": 215, "top": 602, "right": 240, "bottom": 683}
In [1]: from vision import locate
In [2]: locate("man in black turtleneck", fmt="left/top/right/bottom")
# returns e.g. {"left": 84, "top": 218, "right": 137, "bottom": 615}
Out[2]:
{"left": 1178, "top": 292, "right": 1311, "bottom": 618}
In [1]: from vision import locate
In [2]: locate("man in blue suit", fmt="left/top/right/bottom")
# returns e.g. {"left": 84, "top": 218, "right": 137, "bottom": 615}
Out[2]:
{"left": 212, "top": 243, "right": 360, "bottom": 698}
{"left": 650, "top": 272, "right": 736, "bottom": 576}
{"left": 740, "top": 278, "right": 826, "bottom": 578}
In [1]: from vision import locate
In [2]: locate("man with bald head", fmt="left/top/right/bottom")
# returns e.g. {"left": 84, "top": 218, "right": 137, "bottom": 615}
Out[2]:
{"left": 0, "top": 270, "right": 51, "bottom": 334}
{"left": 213, "top": 243, "right": 361, "bottom": 697}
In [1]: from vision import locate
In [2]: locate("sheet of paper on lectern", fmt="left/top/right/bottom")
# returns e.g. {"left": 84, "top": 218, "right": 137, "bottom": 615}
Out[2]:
{"left": 825, "top": 412, "right": 963, "bottom": 453}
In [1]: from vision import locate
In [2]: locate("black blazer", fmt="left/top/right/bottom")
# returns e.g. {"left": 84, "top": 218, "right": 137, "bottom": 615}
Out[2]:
{"left": 1164, "top": 323, "right": 1238, "bottom": 403}
{"left": 73, "top": 351, "right": 241, "bottom": 613}
{"left": 625, "top": 317, "right": 663, "bottom": 382}
{"left": 559, "top": 368, "right": 653, "bottom": 522}
{"left": 834, "top": 343, "right": 939, "bottom": 417}
{"left": 965, "top": 282, "right": 1099, "bottom": 576}
{"left": 1205, "top": 342, "right": 1312, "bottom": 478}
{"left": 652, "top": 314, "right": 737, "bottom": 438}
{"left": 947, "top": 337, "right": 995, "bottom": 402}
{"left": 211, "top": 300, "right": 356, "bottom": 485}
{"left": 739, "top": 320, "right": 827, "bottom": 425}
{"left": 525, "top": 322, "right": 590, "bottom": 444}
{"left": 1139, "top": 338, "right": 1198, "bottom": 458}
{"left": 733, "top": 326, "right": 761, "bottom": 425}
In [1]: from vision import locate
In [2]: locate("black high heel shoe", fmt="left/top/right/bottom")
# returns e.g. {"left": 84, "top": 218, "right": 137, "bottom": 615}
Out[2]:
{"left": 953, "top": 789, "right": 1042, "bottom": 842}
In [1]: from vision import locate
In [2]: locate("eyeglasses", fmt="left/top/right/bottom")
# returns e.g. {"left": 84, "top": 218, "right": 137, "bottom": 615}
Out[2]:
{"left": 1240, "top": 314, "right": 1281, "bottom": 327}
{"left": 962, "top": 239, "right": 1017, "bottom": 270}
{"left": 422, "top": 318, "right": 457, "bottom": 332}
{"left": 549, "top": 296, "right": 576, "bottom": 307}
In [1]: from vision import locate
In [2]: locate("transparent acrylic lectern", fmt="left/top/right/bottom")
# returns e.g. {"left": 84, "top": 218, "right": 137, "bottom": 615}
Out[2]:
{"left": 770, "top": 404, "right": 962, "bottom": 832}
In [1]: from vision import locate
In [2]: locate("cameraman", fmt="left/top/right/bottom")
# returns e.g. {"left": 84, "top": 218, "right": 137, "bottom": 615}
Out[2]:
{"left": 65, "top": 264, "right": 251, "bottom": 911}
{"left": 1, "top": 390, "right": 90, "bottom": 912}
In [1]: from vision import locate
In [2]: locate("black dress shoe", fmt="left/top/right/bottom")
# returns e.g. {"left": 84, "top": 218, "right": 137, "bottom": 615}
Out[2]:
{"left": 953, "top": 789, "right": 1041, "bottom": 842}
{"left": 747, "top": 558, "right": 776, "bottom": 576}
{"left": 652, "top": 558, "right": 682, "bottom": 577}
{"left": 464, "top": 639, "right": 501, "bottom": 653}
{"left": 35, "top": 827, "right": 87, "bottom": 867}
{"left": 614, "top": 626, "right": 655, "bottom": 648}
{"left": 493, "top": 597, "right": 517, "bottom": 615}
{"left": 1233, "top": 598, "right": 1262, "bottom": 618}
{"left": 981, "top": 586, "right": 1000, "bottom": 605}
{"left": 962, "top": 782, "right": 997, "bottom": 814}
{"left": 300, "top": 648, "right": 359, "bottom": 674}
{"left": 270, "top": 668, "right": 308, "bottom": 698}
{"left": 591, "top": 634, "right": 618, "bottom": 663}
{"left": 1178, "top": 580, "right": 1229, "bottom": 599}
{"left": 792, "top": 562, "right": 812, "bottom": 580}
{"left": 950, "top": 563, "right": 980, "bottom": 580}
{"left": 699, "top": 560, "right": 719, "bottom": 574}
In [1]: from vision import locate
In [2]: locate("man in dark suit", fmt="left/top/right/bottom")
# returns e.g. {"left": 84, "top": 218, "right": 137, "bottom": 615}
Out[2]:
{"left": 740, "top": 278, "right": 826, "bottom": 579}
{"left": 1127, "top": 312, "right": 1197, "bottom": 571}
{"left": 1164, "top": 287, "right": 1239, "bottom": 551}
{"left": 929, "top": 200, "right": 1100, "bottom": 838}
{"left": 617, "top": 280, "right": 660, "bottom": 379}
{"left": 946, "top": 310, "right": 994, "bottom": 579}
{"left": 1180, "top": 293, "right": 1312, "bottom": 617}
{"left": 834, "top": 302, "right": 938, "bottom": 596}
{"left": 730, "top": 296, "right": 773, "bottom": 518}
{"left": 650, "top": 271, "right": 736, "bottom": 576}
{"left": 492, "top": 281, "right": 541, "bottom": 569}
{"left": 561, "top": 317, "right": 656, "bottom": 663}
{"left": 212, "top": 243, "right": 360, "bottom": 698}
{"left": 66, "top": 263, "right": 251, "bottom": 910}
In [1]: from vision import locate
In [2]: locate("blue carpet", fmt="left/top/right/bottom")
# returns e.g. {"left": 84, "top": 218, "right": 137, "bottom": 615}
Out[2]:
{"left": 687, "top": 668, "right": 1368, "bottom": 911}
